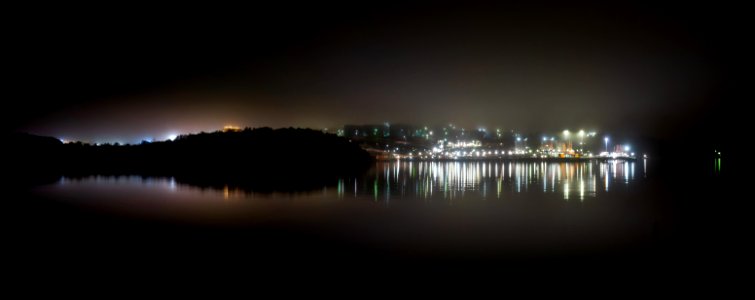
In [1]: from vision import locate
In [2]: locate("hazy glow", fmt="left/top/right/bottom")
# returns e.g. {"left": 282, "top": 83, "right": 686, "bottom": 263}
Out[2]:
{"left": 20, "top": 3, "right": 716, "bottom": 147}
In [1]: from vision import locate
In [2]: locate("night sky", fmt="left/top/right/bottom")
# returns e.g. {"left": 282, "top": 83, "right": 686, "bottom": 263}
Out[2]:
{"left": 8, "top": 2, "right": 744, "bottom": 144}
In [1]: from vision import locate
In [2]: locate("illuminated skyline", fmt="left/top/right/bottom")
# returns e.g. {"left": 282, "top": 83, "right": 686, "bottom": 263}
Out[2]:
{"left": 4, "top": 2, "right": 743, "bottom": 276}
{"left": 8, "top": 2, "right": 736, "bottom": 151}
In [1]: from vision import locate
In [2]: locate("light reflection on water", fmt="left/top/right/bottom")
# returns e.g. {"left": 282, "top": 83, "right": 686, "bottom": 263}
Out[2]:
{"left": 357, "top": 160, "right": 638, "bottom": 202}
{"left": 38, "top": 160, "right": 651, "bottom": 251}
{"left": 49, "top": 161, "right": 640, "bottom": 206}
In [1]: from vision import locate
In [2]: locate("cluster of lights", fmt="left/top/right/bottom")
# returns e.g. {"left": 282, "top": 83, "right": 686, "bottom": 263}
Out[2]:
{"left": 381, "top": 128, "right": 635, "bottom": 161}
{"left": 446, "top": 140, "right": 482, "bottom": 148}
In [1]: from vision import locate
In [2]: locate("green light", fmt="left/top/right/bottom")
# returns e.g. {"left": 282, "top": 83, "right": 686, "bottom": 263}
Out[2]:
{"left": 337, "top": 179, "right": 343, "bottom": 197}
{"left": 716, "top": 158, "right": 721, "bottom": 173}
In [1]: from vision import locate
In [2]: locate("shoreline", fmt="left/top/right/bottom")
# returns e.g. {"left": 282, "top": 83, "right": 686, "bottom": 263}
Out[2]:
{"left": 374, "top": 157, "right": 637, "bottom": 162}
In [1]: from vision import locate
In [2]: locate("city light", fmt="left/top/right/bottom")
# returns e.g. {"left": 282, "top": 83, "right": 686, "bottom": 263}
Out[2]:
{"left": 53, "top": 125, "right": 640, "bottom": 163}
{"left": 223, "top": 125, "right": 241, "bottom": 132}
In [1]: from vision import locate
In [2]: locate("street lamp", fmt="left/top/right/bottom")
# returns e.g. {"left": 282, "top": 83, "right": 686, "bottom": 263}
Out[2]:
{"left": 563, "top": 130, "right": 570, "bottom": 151}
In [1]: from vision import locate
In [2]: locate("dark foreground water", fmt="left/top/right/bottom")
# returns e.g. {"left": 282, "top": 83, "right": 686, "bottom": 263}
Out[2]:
{"left": 24, "top": 161, "right": 656, "bottom": 259}
{"left": 9, "top": 156, "right": 743, "bottom": 282}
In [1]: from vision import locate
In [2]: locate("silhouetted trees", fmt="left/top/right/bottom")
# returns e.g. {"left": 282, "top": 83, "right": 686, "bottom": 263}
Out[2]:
{"left": 6, "top": 128, "right": 373, "bottom": 192}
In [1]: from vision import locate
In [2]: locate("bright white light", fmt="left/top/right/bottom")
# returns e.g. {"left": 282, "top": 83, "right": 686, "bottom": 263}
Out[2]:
{"left": 604, "top": 137, "right": 609, "bottom": 142}
{"left": 578, "top": 130, "right": 585, "bottom": 136}
{"left": 167, "top": 134, "right": 178, "bottom": 141}
{"left": 563, "top": 130, "right": 570, "bottom": 137}
{"left": 624, "top": 146, "right": 630, "bottom": 152}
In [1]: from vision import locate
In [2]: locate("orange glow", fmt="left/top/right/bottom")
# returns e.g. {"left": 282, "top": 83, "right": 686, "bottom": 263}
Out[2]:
{"left": 223, "top": 125, "right": 241, "bottom": 132}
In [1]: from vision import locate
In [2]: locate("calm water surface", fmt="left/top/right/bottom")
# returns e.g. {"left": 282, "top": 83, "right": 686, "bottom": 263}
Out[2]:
{"left": 42, "top": 160, "right": 643, "bottom": 202}
{"left": 33, "top": 160, "right": 653, "bottom": 256}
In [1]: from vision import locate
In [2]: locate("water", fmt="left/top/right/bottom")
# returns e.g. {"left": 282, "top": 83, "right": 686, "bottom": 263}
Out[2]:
{"left": 351, "top": 160, "right": 639, "bottom": 202}
{"left": 41, "top": 160, "right": 643, "bottom": 207}
{"left": 30, "top": 160, "right": 653, "bottom": 259}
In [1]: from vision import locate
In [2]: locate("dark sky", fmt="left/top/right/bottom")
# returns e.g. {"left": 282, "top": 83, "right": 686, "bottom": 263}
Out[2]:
{"left": 8, "top": 2, "right": 745, "bottom": 143}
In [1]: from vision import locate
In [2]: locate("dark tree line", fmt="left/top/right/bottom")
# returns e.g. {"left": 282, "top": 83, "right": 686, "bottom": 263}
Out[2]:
{"left": 7, "top": 128, "right": 373, "bottom": 192}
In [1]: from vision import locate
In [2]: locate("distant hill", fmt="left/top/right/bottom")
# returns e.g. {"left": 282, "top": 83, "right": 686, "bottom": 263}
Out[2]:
{"left": 6, "top": 128, "right": 373, "bottom": 192}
